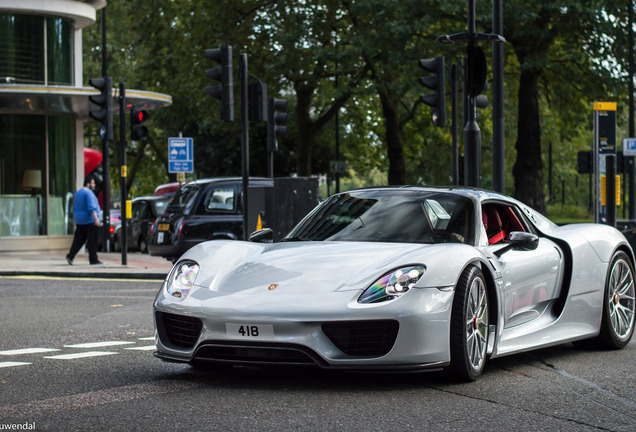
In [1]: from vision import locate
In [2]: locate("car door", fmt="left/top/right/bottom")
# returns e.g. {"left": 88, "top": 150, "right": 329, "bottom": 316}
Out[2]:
{"left": 483, "top": 202, "right": 565, "bottom": 328}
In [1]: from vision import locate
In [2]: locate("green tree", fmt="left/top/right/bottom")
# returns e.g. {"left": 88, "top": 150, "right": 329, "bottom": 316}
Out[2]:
{"left": 503, "top": 1, "right": 625, "bottom": 213}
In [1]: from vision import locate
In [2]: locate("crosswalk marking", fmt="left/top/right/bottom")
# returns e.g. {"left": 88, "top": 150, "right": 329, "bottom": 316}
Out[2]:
{"left": 0, "top": 337, "right": 155, "bottom": 366}
{"left": 124, "top": 345, "right": 156, "bottom": 351}
{"left": 0, "top": 348, "right": 60, "bottom": 356}
{"left": 64, "top": 341, "right": 136, "bottom": 349}
{"left": 44, "top": 352, "right": 118, "bottom": 360}
{"left": 0, "top": 361, "right": 31, "bottom": 368}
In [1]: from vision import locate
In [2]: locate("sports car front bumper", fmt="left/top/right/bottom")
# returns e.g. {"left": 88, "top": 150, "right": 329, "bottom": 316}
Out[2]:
{"left": 153, "top": 284, "right": 455, "bottom": 371}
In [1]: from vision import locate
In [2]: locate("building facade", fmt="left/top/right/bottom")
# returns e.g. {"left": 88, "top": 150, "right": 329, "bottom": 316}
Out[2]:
{"left": 0, "top": 0, "right": 171, "bottom": 251}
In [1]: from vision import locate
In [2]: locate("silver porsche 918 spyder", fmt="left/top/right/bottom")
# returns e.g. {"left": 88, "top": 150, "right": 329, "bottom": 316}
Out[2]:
{"left": 153, "top": 187, "right": 635, "bottom": 381}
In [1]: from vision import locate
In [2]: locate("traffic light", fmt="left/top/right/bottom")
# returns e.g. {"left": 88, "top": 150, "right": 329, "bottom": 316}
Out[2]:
{"left": 267, "top": 97, "right": 288, "bottom": 151}
{"left": 88, "top": 76, "right": 113, "bottom": 140}
{"left": 249, "top": 82, "right": 268, "bottom": 122}
{"left": 418, "top": 56, "right": 446, "bottom": 127}
{"left": 205, "top": 45, "right": 234, "bottom": 121}
{"left": 466, "top": 45, "right": 488, "bottom": 98}
{"left": 131, "top": 108, "right": 148, "bottom": 141}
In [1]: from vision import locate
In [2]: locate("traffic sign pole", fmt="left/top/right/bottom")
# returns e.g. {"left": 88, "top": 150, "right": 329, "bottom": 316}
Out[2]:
{"left": 593, "top": 102, "right": 617, "bottom": 225}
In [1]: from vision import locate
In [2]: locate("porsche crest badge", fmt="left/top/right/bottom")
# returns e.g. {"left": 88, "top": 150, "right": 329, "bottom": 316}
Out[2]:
{"left": 267, "top": 284, "right": 279, "bottom": 291}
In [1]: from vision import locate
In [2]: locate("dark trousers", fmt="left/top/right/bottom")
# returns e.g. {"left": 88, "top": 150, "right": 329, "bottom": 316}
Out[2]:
{"left": 68, "top": 223, "right": 99, "bottom": 264}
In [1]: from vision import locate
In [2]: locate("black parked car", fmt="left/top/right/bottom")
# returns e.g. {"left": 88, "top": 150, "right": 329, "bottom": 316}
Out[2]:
{"left": 148, "top": 177, "right": 271, "bottom": 262}
{"left": 114, "top": 195, "right": 170, "bottom": 253}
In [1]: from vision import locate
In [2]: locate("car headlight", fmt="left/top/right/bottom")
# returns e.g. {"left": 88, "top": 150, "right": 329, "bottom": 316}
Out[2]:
{"left": 166, "top": 260, "right": 200, "bottom": 299}
{"left": 358, "top": 265, "right": 425, "bottom": 304}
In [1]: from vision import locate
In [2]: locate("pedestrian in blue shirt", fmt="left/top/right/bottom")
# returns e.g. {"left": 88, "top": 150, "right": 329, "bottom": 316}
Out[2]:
{"left": 66, "top": 178, "right": 103, "bottom": 265}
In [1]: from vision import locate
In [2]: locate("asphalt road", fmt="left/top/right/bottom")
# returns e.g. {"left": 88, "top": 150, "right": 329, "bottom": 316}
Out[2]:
{"left": 0, "top": 277, "right": 634, "bottom": 432}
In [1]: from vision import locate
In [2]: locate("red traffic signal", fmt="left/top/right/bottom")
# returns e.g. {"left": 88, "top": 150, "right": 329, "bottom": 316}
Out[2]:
{"left": 134, "top": 109, "right": 148, "bottom": 123}
{"left": 131, "top": 108, "right": 149, "bottom": 141}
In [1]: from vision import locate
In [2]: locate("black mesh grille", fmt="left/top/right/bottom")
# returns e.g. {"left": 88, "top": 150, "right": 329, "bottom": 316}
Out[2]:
{"left": 194, "top": 343, "right": 318, "bottom": 365}
{"left": 157, "top": 312, "right": 202, "bottom": 349}
{"left": 322, "top": 320, "right": 399, "bottom": 356}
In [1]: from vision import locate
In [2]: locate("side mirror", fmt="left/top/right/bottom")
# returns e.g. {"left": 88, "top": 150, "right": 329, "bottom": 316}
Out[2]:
{"left": 509, "top": 231, "right": 539, "bottom": 251}
{"left": 494, "top": 231, "right": 539, "bottom": 257}
{"left": 249, "top": 228, "right": 273, "bottom": 243}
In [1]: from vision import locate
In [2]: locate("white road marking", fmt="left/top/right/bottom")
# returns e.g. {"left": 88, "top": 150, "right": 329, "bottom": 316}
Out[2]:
{"left": 0, "top": 338, "right": 156, "bottom": 364}
{"left": 64, "top": 341, "right": 135, "bottom": 349}
{"left": 0, "top": 361, "right": 31, "bottom": 368}
{"left": 44, "top": 351, "right": 118, "bottom": 360}
{"left": 124, "top": 345, "right": 156, "bottom": 351}
{"left": 0, "top": 348, "right": 60, "bottom": 355}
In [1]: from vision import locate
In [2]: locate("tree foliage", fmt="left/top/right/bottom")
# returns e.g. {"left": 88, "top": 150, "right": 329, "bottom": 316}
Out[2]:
{"left": 82, "top": 0, "right": 634, "bottom": 211}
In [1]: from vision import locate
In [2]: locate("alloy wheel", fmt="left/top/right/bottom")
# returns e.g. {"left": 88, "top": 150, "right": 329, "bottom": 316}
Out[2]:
{"left": 608, "top": 258, "right": 635, "bottom": 341}
{"left": 465, "top": 277, "right": 489, "bottom": 371}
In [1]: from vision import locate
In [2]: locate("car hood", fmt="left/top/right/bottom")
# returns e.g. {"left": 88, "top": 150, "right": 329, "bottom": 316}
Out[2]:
{"left": 181, "top": 240, "right": 476, "bottom": 296}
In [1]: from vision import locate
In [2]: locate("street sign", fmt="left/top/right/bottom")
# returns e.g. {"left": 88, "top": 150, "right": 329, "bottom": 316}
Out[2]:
{"left": 623, "top": 138, "right": 636, "bottom": 156}
{"left": 168, "top": 137, "right": 194, "bottom": 173}
{"left": 593, "top": 102, "right": 617, "bottom": 224}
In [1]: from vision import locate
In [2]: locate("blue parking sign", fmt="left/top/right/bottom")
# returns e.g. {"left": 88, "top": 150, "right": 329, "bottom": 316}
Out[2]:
{"left": 168, "top": 137, "right": 194, "bottom": 173}
{"left": 623, "top": 138, "right": 636, "bottom": 157}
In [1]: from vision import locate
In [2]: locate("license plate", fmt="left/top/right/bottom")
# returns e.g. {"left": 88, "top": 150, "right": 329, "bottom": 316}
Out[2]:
{"left": 226, "top": 323, "right": 274, "bottom": 339}
{"left": 158, "top": 223, "right": 170, "bottom": 231}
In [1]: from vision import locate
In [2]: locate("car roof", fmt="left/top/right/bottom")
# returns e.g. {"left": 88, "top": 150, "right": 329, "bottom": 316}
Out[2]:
{"left": 132, "top": 195, "right": 171, "bottom": 202}
{"left": 181, "top": 177, "right": 273, "bottom": 187}
{"left": 342, "top": 185, "right": 508, "bottom": 202}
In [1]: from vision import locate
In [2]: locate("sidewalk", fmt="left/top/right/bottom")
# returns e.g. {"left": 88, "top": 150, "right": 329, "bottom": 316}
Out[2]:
{"left": 0, "top": 250, "right": 173, "bottom": 280}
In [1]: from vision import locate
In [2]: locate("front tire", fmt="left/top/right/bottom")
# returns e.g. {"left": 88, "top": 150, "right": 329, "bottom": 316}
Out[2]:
{"left": 597, "top": 251, "right": 635, "bottom": 349}
{"left": 447, "top": 265, "right": 489, "bottom": 381}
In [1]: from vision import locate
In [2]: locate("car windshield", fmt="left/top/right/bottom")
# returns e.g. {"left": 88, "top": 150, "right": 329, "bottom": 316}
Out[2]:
{"left": 285, "top": 190, "right": 474, "bottom": 244}
{"left": 165, "top": 185, "right": 200, "bottom": 213}
{"left": 153, "top": 198, "right": 170, "bottom": 217}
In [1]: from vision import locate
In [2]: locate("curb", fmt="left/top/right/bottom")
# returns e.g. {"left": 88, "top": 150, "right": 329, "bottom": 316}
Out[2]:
{"left": 0, "top": 270, "right": 168, "bottom": 280}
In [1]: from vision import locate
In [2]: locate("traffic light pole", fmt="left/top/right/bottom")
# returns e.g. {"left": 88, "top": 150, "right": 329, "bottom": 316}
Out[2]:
{"left": 437, "top": 0, "right": 505, "bottom": 189}
{"left": 629, "top": 3, "right": 635, "bottom": 220}
{"left": 240, "top": 54, "right": 249, "bottom": 241}
{"left": 451, "top": 63, "right": 459, "bottom": 185}
{"left": 464, "top": 56, "right": 481, "bottom": 187}
{"left": 464, "top": 1, "right": 481, "bottom": 187}
{"left": 118, "top": 83, "right": 127, "bottom": 265}
{"left": 492, "top": 0, "right": 505, "bottom": 193}
{"left": 99, "top": 8, "right": 111, "bottom": 252}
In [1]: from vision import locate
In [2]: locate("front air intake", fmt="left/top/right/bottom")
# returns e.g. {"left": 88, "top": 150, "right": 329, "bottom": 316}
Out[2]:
{"left": 322, "top": 320, "right": 399, "bottom": 357}
{"left": 156, "top": 311, "right": 202, "bottom": 349}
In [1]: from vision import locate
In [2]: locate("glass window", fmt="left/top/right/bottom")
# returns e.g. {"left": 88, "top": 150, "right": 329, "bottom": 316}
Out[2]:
{"left": 0, "top": 114, "right": 46, "bottom": 236}
{"left": 153, "top": 198, "right": 169, "bottom": 217}
{"left": 46, "top": 16, "right": 73, "bottom": 85}
{"left": 0, "top": 14, "right": 73, "bottom": 85}
{"left": 0, "top": 114, "right": 75, "bottom": 237}
{"left": 205, "top": 187, "right": 236, "bottom": 212}
{"left": 48, "top": 116, "right": 75, "bottom": 235}
{"left": 286, "top": 190, "right": 474, "bottom": 244}
{"left": 0, "top": 14, "right": 45, "bottom": 84}
{"left": 166, "top": 185, "right": 200, "bottom": 214}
